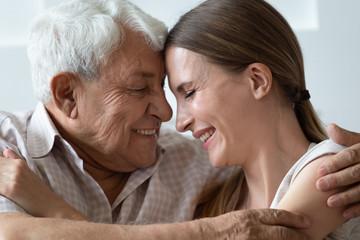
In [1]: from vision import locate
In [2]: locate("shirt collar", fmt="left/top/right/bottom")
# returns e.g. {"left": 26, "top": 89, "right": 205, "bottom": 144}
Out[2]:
{"left": 27, "top": 102, "right": 60, "bottom": 158}
{"left": 111, "top": 143, "right": 166, "bottom": 208}
{"left": 127, "top": 143, "right": 166, "bottom": 183}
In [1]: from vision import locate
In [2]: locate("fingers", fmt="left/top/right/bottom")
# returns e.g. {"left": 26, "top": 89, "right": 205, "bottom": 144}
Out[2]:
{"left": 256, "top": 209, "right": 312, "bottom": 229}
{"left": 317, "top": 143, "right": 360, "bottom": 179}
{"left": 316, "top": 144, "right": 360, "bottom": 209}
{"left": 258, "top": 225, "right": 311, "bottom": 240}
{"left": 326, "top": 183, "right": 360, "bottom": 208}
{"left": 317, "top": 162, "right": 360, "bottom": 191}
{"left": 261, "top": 210, "right": 312, "bottom": 240}
{"left": 327, "top": 123, "right": 360, "bottom": 146}
{"left": 0, "top": 158, "right": 27, "bottom": 202}
{"left": 243, "top": 209, "right": 311, "bottom": 240}
{"left": 2, "top": 149, "right": 19, "bottom": 159}
{"left": 227, "top": 209, "right": 311, "bottom": 240}
{"left": 343, "top": 204, "right": 360, "bottom": 219}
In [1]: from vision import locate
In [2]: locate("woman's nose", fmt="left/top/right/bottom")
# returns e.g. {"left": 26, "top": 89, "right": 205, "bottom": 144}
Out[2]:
{"left": 175, "top": 105, "right": 193, "bottom": 133}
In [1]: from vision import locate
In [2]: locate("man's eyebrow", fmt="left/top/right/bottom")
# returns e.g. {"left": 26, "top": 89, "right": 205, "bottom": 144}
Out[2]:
{"left": 133, "top": 71, "right": 166, "bottom": 86}
{"left": 133, "top": 71, "right": 155, "bottom": 78}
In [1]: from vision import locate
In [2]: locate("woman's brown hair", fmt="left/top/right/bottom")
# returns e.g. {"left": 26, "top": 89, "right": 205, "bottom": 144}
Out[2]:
{"left": 165, "top": 0, "right": 328, "bottom": 218}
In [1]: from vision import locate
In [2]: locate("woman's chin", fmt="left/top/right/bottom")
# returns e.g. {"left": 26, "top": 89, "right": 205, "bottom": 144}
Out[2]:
{"left": 209, "top": 156, "right": 226, "bottom": 168}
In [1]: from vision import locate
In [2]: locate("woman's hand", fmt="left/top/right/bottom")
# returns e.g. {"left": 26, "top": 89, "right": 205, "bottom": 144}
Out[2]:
{"left": 317, "top": 124, "right": 360, "bottom": 218}
{"left": 0, "top": 149, "right": 87, "bottom": 221}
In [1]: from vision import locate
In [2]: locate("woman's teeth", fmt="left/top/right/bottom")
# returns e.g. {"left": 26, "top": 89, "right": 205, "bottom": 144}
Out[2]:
{"left": 199, "top": 129, "right": 215, "bottom": 143}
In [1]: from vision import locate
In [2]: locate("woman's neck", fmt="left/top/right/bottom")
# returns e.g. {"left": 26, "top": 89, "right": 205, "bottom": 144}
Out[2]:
{"left": 239, "top": 106, "right": 310, "bottom": 209}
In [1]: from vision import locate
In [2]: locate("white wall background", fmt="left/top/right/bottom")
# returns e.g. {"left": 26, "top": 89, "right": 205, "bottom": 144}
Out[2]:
{"left": 0, "top": 0, "right": 359, "bottom": 132}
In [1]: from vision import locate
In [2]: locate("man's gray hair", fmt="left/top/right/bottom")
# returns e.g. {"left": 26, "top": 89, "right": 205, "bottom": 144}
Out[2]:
{"left": 28, "top": 0, "right": 168, "bottom": 103}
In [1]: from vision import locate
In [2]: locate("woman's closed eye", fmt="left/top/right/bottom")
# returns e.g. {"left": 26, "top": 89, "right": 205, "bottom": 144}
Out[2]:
{"left": 185, "top": 89, "right": 196, "bottom": 98}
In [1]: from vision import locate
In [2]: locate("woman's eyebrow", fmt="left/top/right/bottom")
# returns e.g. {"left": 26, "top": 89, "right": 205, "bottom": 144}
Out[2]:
{"left": 176, "top": 82, "right": 192, "bottom": 93}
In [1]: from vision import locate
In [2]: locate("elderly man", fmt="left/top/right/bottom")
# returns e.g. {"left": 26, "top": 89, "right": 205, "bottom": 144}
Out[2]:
{"left": 0, "top": 0, "right": 360, "bottom": 239}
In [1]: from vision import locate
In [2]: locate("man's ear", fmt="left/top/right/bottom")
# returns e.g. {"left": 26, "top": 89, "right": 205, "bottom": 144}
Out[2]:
{"left": 247, "top": 63, "right": 272, "bottom": 100}
{"left": 49, "top": 72, "right": 78, "bottom": 119}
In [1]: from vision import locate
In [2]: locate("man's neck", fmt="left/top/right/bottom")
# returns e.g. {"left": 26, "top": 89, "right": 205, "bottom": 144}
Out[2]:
{"left": 68, "top": 141, "right": 131, "bottom": 206}
{"left": 83, "top": 160, "right": 131, "bottom": 206}
{"left": 45, "top": 104, "right": 130, "bottom": 206}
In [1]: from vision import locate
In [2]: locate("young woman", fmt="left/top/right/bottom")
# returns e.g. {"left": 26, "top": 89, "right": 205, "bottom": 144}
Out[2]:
{"left": 164, "top": 0, "right": 360, "bottom": 239}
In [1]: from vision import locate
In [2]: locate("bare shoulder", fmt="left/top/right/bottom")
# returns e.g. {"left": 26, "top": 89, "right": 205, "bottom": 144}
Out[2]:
{"left": 277, "top": 154, "right": 347, "bottom": 240}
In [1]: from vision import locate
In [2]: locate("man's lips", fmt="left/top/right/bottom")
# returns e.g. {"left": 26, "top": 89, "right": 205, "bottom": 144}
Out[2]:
{"left": 132, "top": 129, "right": 157, "bottom": 136}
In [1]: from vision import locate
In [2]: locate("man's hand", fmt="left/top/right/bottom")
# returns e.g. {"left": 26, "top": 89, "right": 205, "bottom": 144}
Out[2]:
{"left": 0, "top": 149, "right": 86, "bottom": 220}
{"left": 0, "top": 151, "right": 311, "bottom": 240}
{"left": 316, "top": 124, "right": 360, "bottom": 218}
{"left": 0, "top": 209, "right": 311, "bottom": 240}
{"left": 203, "top": 209, "right": 311, "bottom": 240}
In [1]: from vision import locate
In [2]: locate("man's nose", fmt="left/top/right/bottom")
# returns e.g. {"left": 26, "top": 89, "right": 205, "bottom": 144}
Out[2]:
{"left": 147, "top": 90, "right": 173, "bottom": 122}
